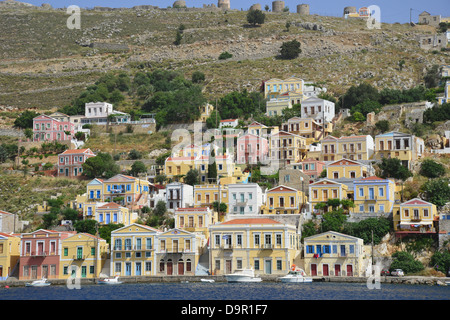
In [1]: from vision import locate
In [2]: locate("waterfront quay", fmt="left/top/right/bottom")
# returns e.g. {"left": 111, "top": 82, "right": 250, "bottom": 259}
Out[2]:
{"left": 1, "top": 275, "right": 449, "bottom": 288}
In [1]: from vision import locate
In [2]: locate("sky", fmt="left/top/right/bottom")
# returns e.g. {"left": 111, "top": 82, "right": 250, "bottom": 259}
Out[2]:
{"left": 11, "top": 0, "right": 450, "bottom": 24}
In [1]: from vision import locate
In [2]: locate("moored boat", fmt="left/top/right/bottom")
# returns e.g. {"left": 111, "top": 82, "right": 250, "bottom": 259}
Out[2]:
{"left": 225, "top": 269, "right": 262, "bottom": 283}
{"left": 25, "top": 278, "right": 51, "bottom": 287}
{"left": 98, "top": 276, "right": 122, "bottom": 285}
{"left": 278, "top": 266, "right": 313, "bottom": 283}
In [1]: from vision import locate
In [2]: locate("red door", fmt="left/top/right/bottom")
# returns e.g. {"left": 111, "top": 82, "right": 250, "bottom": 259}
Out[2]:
{"left": 323, "top": 264, "right": 329, "bottom": 276}
{"left": 178, "top": 262, "right": 184, "bottom": 275}
{"left": 335, "top": 264, "right": 341, "bottom": 276}
{"left": 167, "top": 262, "right": 173, "bottom": 275}
{"left": 346, "top": 265, "right": 353, "bottom": 277}
{"left": 311, "top": 264, "right": 317, "bottom": 276}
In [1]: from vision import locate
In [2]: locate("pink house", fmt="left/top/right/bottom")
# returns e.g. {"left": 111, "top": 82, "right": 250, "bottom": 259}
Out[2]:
{"left": 19, "top": 229, "right": 75, "bottom": 280}
{"left": 57, "top": 148, "right": 96, "bottom": 178}
{"left": 237, "top": 133, "right": 269, "bottom": 164}
{"left": 290, "top": 158, "right": 326, "bottom": 182}
{"left": 33, "top": 114, "right": 75, "bottom": 142}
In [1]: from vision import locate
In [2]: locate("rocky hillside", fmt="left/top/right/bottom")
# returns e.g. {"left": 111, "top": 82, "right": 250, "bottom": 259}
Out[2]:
{"left": 0, "top": 4, "right": 448, "bottom": 119}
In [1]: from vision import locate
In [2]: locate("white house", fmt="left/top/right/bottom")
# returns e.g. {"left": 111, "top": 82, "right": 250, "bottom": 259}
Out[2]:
{"left": 219, "top": 119, "right": 238, "bottom": 129}
{"left": 165, "top": 182, "right": 194, "bottom": 212}
{"left": 227, "top": 183, "right": 263, "bottom": 216}
{"left": 82, "top": 102, "right": 130, "bottom": 125}
{"left": 300, "top": 97, "right": 335, "bottom": 124}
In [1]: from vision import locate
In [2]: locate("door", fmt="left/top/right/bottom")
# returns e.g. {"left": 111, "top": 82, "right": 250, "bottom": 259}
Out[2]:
{"left": 42, "top": 265, "right": 48, "bottom": 279}
{"left": 81, "top": 266, "right": 87, "bottom": 278}
{"left": 74, "top": 168, "right": 78, "bottom": 176}
{"left": 125, "top": 262, "right": 132, "bottom": 276}
{"left": 135, "top": 262, "right": 141, "bottom": 276}
{"left": 265, "top": 260, "right": 272, "bottom": 275}
{"left": 323, "top": 264, "right": 329, "bottom": 276}
{"left": 167, "top": 261, "right": 173, "bottom": 275}
{"left": 369, "top": 188, "right": 374, "bottom": 200}
{"left": 65, "top": 168, "right": 69, "bottom": 176}
{"left": 225, "top": 260, "right": 232, "bottom": 274}
{"left": 311, "top": 264, "right": 317, "bottom": 276}
{"left": 335, "top": 264, "right": 341, "bottom": 276}
{"left": 346, "top": 265, "right": 353, "bottom": 277}
{"left": 178, "top": 261, "right": 184, "bottom": 275}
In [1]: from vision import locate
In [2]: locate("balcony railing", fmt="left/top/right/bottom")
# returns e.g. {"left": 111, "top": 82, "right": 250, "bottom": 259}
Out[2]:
{"left": 113, "top": 245, "right": 153, "bottom": 251}
{"left": 73, "top": 255, "right": 86, "bottom": 260}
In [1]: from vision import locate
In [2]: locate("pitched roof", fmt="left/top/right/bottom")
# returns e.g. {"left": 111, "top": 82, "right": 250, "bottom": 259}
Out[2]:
{"left": 60, "top": 148, "right": 93, "bottom": 155}
{"left": 402, "top": 198, "right": 433, "bottom": 206}
{"left": 97, "top": 202, "right": 122, "bottom": 209}
{"left": 220, "top": 218, "right": 281, "bottom": 225}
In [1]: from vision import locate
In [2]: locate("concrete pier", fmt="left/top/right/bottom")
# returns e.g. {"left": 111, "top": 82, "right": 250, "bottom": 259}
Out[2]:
{"left": 1, "top": 275, "right": 448, "bottom": 288}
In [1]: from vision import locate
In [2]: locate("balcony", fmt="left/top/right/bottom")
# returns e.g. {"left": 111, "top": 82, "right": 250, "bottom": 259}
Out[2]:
{"left": 113, "top": 245, "right": 153, "bottom": 251}
{"left": 73, "top": 255, "right": 86, "bottom": 260}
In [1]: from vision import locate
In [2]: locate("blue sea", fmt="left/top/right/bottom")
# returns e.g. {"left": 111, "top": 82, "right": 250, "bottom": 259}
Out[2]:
{"left": 1, "top": 281, "right": 448, "bottom": 317}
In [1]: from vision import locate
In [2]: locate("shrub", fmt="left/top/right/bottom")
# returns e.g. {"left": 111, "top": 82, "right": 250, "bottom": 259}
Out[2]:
{"left": 219, "top": 51, "right": 233, "bottom": 60}
{"left": 420, "top": 159, "right": 446, "bottom": 178}
{"left": 279, "top": 40, "right": 301, "bottom": 60}
{"left": 390, "top": 251, "right": 424, "bottom": 274}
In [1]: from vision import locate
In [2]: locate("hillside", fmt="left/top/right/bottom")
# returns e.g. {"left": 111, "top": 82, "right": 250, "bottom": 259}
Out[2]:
{"left": 0, "top": 4, "right": 448, "bottom": 125}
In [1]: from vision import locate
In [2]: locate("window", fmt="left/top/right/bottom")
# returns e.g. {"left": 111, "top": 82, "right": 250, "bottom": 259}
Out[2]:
{"left": 323, "top": 245, "right": 331, "bottom": 254}
{"left": 424, "top": 209, "right": 429, "bottom": 217}
{"left": 359, "top": 205, "right": 364, "bottom": 212}
{"left": 215, "top": 235, "right": 221, "bottom": 247}
{"left": 359, "top": 188, "right": 364, "bottom": 197}
{"left": 236, "top": 259, "right": 243, "bottom": 269}
{"left": 64, "top": 248, "right": 68, "bottom": 256}
{"left": 254, "top": 259, "right": 260, "bottom": 270}
{"left": 306, "top": 245, "right": 314, "bottom": 253}
{"left": 276, "top": 234, "right": 282, "bottom": 246}
{"left": 254, "top": 234, "right": 260, "bottom": 246}
{"left": 277, "top": 260, "right": 282, "bottom": 271}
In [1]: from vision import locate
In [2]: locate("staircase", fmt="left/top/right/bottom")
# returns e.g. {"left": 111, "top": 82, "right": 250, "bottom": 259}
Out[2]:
{"left": 195, "top": 248, "right": 210, "bottom": 276}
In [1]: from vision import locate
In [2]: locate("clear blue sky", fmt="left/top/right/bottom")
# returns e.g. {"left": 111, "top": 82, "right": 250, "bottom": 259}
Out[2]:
{"left": 17, "top": 0, "right": 450, "bottom": 24}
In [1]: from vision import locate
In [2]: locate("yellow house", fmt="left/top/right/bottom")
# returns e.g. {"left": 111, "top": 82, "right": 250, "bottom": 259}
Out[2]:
{"left": 261, "top": 185, "right": 307, "bottom": 215}
{"left": 264, "top": 76, "right": 304, "bottom": 99}
{"left": 85, "top": 175, "right": 150, "bottom": 210}
{"left": 60, "top": 233, "right": 108, "bottom": 279}
{"left": 84, "top": 202, "right": 138, "bottom": 226}
{"left": 209, "top": 218, "right": 301, "bottom": 276}
{"left": 326, "top": 158, "right": 374, "bottom": 180}
{"left": 0, "top": 232, "right": 20, "bottom": 280}
{"left": 374, "top": 131, "right": 425, "bottom": 169}
{"left": 110, "top": 223, "right": 160, "bottom": 277}
{"left": 353, "top": 176, "right": 396, "bottom": 215}
{"left": 320, "top": 135, "right": 374, "bottom": 161}
{"left": 155, "top": 228, "right": 205, "bottom": 276}
{"left": 194, "top": 184, "right": 229, "bottom": 208}
{"left": 269, "top": 131, "right": 307, "bottom": 165}
{"left": 304, "top": 231, "right": 368, "bottom": 277}
{"left": 174, "top": 207, "right": 218, "bottom": 239}
{"left": 199, "top": 103, "right": 214, "bottom": 122}
{"left": 309, "top": 179, "right": 349, "bottom": 214}
{"left": 218, "top": 166, "right": 251, "bottom": 185}
{"left": 392, "top": 198, "right": 438, "bottom": 232}
{"left": 282, "top": 117, "right": 332, "bottom": 144}
{"left": 165, "top": 156, "right": 196, "bottom": 180}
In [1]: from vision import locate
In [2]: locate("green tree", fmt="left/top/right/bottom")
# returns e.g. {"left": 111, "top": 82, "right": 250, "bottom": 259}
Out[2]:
{"left": 343, "top": 217, "right": 391, "bottom": 245}
{"left": 218, "top": 51, "right": 233, "bottom": 60}
{"left": 82, "top": 152, "right": 120, "bottom": 179}
{"left": 421, "top": 178, "right": 450, "bottom": 207}
{"left": 74, "top": 219, "right": 98, "bottom": 235}
{"left": 154, "top": 200, "right": 167, "bottom": 216}
{"left": 423, "top": 64, "right": 441, "bottom": 88}
{"left": 185, "top": 168, "right": 200, "bottom": 186}
{"left": 174, "top": 30, "right": 183, "bottom": 45}
{"left": 14, "top": 110, "right": 40, "bottom": 129}
{"left": 130, "top": 161, "right": 147, "bottom": 177}
{"left": 377, "top": 157, "right": 412, "bottom": 181}
{"left": 279, "top": 40, "right": 301, "bottom": 60}
{"left": 420, "top": 159, "right": 446, "bottom": 178}
{"left": 351, "top": 111, "right": 365, "bottom": 122}
{"left": 99, "top": 223, "right": 124, "bottom": 244}
{"left": 246, "top": 9, "right": 266, "bottom": 26}
{"left": 390, "top": 251, "right": 424, "bottom": 274}
{"left": 128, "top": 149, "right": 142, "bottom": 160}
{"left": 430, "top": 251, "right": 450, "bottom": 274}
{"left": 301, "top": 220, "right": 318, "bottom": 241}
{"left": 207, "top": 149, "right": 217, "bottom": 183}
{"left": 339, "top": 83, "right": 380, "bottom": 111}
{"left": 191, "top": 71, "right": 205, "bottom": 83}
{"left": 61, "top": 207, "right": 80, "bottom": 221}
{"left": 321, "top": 209, "right": 347, "bottom": 232}
{"left": 213, "top": 201, "right": 228, "bottom": 215}
{"left": 375, "top": 120, "right": 390, "bottom": 133}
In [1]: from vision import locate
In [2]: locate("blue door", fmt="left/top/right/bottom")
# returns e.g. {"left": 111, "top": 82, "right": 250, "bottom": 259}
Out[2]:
{"left": 136, "top": 262, "right": 141, "bottom": 276}
{"left": 125, "top": 262, "right": 132, "bottom": 276}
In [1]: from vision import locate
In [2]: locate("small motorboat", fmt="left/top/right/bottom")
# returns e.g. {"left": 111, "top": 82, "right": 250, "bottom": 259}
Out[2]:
{"left": 225, "top": 269, "right": 262, "bottom": 283}
{"left": 278, "top": 266, "right": 313, "bottom": 283}
{"left": 200, "top": 278, "right": 215, "bottom": 283}
{"left": 25, "top": 278, "right": 51, "bottom": 287}
{"left": 98, "top": 276, "right": 122, "bottom": 285}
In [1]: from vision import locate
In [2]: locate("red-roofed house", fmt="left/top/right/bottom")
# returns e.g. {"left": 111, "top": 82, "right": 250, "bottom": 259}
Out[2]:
{"left": 219, "top": 119, "right": 238, "bottom": 129}
{"left": 393, "top": 198, "right": 438, "bottom": 233}
{"left": 57, "top": 148, "right": 95, "bottom": 178}
{"left": 19, "top": 229, "right": 76, "bottom": 280}
{"left": 209, "top": 217, "right": 301, "bottom": 276}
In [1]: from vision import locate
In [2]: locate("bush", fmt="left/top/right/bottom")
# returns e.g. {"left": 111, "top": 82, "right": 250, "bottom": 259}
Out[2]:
{"left": 375, "top": 120, "right": 390, "bottom": 133}
{"left": 279, "top": 40, "right": 301, "bottom": 60}
{"left": 390, "top": 251, "right": 424, "bottom": 274}
{"left": 246, "top": 9, "right": 266, "bottom": 26}
{"left": 219, "top": 51, "right": 233, "bottom": 60}
{"left": 420, "top": 159, "right": 446, "bottom": 178}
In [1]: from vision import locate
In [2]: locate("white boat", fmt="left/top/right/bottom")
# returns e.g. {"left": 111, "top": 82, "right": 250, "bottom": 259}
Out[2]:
{"left": 98, "top": 276, "right": 122, "bottom": 285}
{"left": 200, "top": 278, "right": 215, "bottom": 283}
{"left": 225, "top": 269, "right": 262, "bottom": 283}
{"left": 278, "top": 268, "right": 313, "bottom": 283}
{"left": 25, "top": 278, "right": 51, "bottom": 287}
